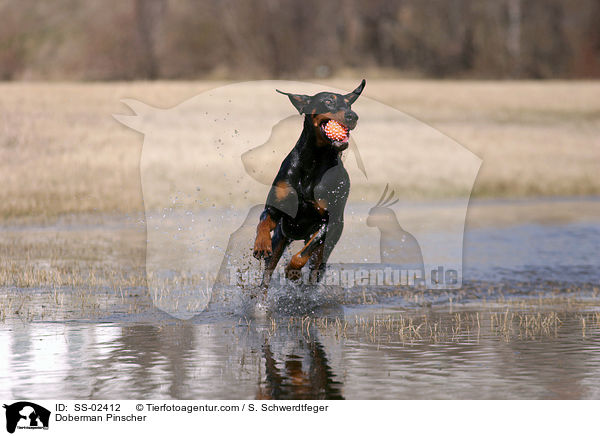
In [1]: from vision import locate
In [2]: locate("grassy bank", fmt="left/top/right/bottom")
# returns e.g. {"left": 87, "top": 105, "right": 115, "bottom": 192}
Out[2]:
{"left": 0, "top": 80, "right": 599, "bottom": 221}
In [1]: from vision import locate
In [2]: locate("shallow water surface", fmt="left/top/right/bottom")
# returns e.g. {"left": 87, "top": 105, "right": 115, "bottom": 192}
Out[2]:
{"left": 1, "top": 309, "right": 599, "bottom": 400}
{"left": 1, "top": 198, "right": 599, "bottom": 399}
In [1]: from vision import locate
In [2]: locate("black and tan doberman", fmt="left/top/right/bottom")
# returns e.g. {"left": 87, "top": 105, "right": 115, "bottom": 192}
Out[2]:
{"left": 253, "top": 80, "right": 366, "bottom": 290}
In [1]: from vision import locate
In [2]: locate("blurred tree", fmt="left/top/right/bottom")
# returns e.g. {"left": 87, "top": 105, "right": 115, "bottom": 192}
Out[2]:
{"left": 0, "top": 1, "right": 28, "bottom": 79}
{"left": 134, "top": 0, "right": 166, "bottom": 79}
{"left": 507, "top": 0, "right": 521, "bottom": 77}
{"left": 0, "top": 0, "right": 598, "bottom": 80}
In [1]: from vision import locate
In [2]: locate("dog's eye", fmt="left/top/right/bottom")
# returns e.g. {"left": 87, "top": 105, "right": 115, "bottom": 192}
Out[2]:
{"left": 324, "top": 99, "right": 333, "bottom": 107}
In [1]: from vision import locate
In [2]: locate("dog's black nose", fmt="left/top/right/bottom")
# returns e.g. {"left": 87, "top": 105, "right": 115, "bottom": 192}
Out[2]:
{"left": 345, "top": 111, "right": 358, "bottom": 123}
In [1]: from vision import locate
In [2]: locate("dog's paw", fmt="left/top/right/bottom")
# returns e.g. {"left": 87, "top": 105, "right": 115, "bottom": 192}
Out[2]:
{"left": 253, "top": 235, "right": 272, "bottom": 259}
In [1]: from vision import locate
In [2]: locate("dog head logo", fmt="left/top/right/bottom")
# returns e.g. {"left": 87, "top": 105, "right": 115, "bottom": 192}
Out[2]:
{"left": 3, "top": 402, "right": 50, "bottom": 434}
{"left": 114, "top": 81, "right": 481, "bottom": 319}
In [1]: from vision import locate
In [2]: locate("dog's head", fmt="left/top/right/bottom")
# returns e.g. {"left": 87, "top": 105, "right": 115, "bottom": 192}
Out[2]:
{"left": 276, "top": 79, "right": 366, "bottom": 151}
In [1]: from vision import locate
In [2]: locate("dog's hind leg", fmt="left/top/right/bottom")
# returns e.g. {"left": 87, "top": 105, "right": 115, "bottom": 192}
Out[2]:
{"left": 306, "top": 218, "right": 343, "bottom": 284}
{"left": 321, "top": 218, "right": 343, "bottom": 265}
{"left": 307, "top": 244, "right": 325, "bottom": 284}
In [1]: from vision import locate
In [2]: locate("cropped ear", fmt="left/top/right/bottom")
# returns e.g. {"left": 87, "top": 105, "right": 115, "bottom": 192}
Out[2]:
{"left": 276, "top": 89, "right": 312, "bottom": 114}
{"left": 344, "top": 79, "right": 366, "bottom": 104}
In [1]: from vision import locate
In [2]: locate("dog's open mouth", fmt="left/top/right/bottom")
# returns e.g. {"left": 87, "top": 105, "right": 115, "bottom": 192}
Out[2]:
{"left": 321, "top": 119, "right": 349, "bottom": 150}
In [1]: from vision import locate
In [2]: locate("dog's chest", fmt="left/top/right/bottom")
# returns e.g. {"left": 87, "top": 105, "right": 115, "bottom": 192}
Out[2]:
{"left": 297, "top": 161, "right": 349, "bottom": 204}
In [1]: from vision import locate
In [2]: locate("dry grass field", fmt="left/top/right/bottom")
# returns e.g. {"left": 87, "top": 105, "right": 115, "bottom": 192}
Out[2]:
{"left": 0, "top": 80, "right": 599, "bottom": 222}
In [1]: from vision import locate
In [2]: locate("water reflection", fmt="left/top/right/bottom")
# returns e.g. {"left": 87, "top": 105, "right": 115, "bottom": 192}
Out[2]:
{"left": 257, "top": 325, "right": 343, "bottom": 400}
{"left": 1, "top": 309, "right": 600, "bottom": 399}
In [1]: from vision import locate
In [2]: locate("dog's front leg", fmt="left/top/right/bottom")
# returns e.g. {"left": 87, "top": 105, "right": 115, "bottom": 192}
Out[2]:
{"left": 285, "top": 224, "right": 327, "bottom": 281}
{"left": 260, "top": 224, "right": 290, "bottom": 290}
{"left": 253, "top": 210, "right": 277, "bottom": 259}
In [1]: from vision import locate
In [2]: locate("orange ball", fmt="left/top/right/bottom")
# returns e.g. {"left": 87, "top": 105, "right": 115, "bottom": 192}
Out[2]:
{"left": 323, "top": 119, "right": 348, "bottom": 141}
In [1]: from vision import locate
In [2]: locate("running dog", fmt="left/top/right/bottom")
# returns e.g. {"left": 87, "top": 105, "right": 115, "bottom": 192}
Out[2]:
{"left": 253, "top": 80, "right": 366, "bottom": 289}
